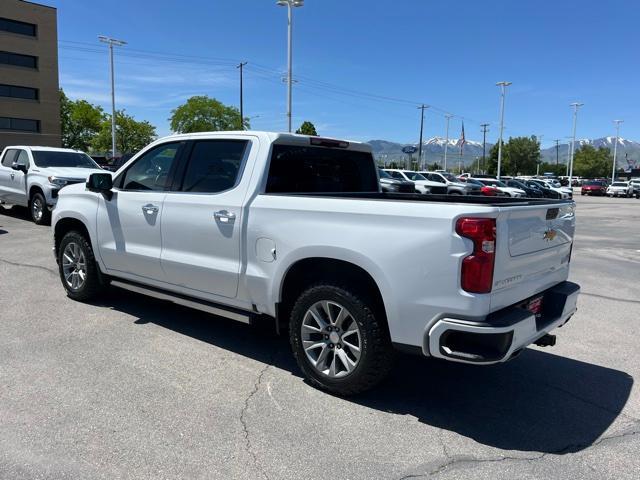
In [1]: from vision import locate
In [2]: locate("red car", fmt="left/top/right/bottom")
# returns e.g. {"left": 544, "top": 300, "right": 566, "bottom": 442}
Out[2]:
{"left": 581, "top": 180, "right": 607, "bottom": 196}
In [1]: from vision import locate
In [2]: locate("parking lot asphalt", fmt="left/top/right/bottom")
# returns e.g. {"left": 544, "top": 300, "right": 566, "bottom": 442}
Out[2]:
{"left": 0, "top": 194, "right": 639, "bottom": 480}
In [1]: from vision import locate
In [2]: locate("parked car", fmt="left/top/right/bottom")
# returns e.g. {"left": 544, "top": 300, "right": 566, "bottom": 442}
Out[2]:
{"left": 419, "top": 171, "right": 481, "bottom": 195}
{"left": 606, "top": 181, "right": 633, "bottom": 197}
{"left": 383, "top": 169, "right": 447, "bottom": 194}
{"left": 472, "top": 178, "right": 526, "bottom": 197}
{"left": 378, "top": 168, "right": 415, "bottom": 193}
{"left": 457, "top": 177, "right": 504, "bottom": 196}
{"left": 540, "top": 178, "right": 573, "bottom": 198}
{"left": 629, "top": 178, "right": 640, "bottom": 199}
{"left": 504, "top": 179, "right": 544, "bottom": 198}
{"left": 581, "top": 180, "right": 607, "bottom": 196}
{"left": 526, "top": 179, "right": 563, "bottom": 199}
{"left": 0, "top": 146, "right": 106, "bottom": 224}
{"left": 51, "top": 131, "right": 579, "bottom": 395}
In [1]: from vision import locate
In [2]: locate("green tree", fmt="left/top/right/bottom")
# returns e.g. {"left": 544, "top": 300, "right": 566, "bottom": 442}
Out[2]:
{"left": 572, "top": 145, "right": 612, "bottom": 178}
{"left": 60, "top": 89, "right": 105, "bottom": 151}
{"left": 169, "top": 96, "right": 246, "bottom": 133}
{"left": 92, "top": 110, "right": 156, "bottom": 154}
{"left": 295, "top": 121, "right": 318, "bottom": 135}
{"left": 427, "top": 162, "right": 441, "bottom": 171}
{"left": 486, "top": 136, "right": 540, "bottom": 175}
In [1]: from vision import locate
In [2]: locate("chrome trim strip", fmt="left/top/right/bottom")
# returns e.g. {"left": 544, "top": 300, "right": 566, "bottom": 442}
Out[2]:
{"left": 111, "top": 280, "right": 251, "bottom": 324}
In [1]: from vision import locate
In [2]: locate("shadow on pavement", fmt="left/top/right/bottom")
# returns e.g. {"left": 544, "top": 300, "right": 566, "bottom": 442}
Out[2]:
{"left": 98, "top": 287, "right": 633, "bottom": 455}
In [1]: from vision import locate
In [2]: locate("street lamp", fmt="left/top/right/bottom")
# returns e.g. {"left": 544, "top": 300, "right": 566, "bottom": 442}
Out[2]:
{"left": 276, "top": 0, "right": 304, "bottom": 133}
{"left": 568, "top": 102, "right": 583, "bottom": 185}
{"left": 495, "top": 81, "right": 512, "bottom": 179}
{"left": 98, "top": 35, "right": 126, "bottom": 159}
{"left": 611, "top": 120, "right": 623, "bottom": 183}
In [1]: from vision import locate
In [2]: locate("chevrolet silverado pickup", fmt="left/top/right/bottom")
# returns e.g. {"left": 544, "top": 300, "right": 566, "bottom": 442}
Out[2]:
{"left": 0, "top": 146, "right": 104, "bottom": 224}
{"left": 52, "top": 131, "right": 580, "bottom": 395}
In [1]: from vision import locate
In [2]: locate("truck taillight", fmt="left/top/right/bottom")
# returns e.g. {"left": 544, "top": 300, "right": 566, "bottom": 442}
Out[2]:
{"left": 455, "top": 217, "right": 496, "bottom": 293}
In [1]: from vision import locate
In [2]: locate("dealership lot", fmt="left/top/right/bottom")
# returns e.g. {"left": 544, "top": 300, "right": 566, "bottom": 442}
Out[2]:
{"left": 0, "top": 195, "right": 638, "bottom": 480}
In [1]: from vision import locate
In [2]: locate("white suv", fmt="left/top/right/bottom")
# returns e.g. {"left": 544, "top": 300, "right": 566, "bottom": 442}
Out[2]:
{"left": 0, "top": 146, "right": 105, "bottom": 224}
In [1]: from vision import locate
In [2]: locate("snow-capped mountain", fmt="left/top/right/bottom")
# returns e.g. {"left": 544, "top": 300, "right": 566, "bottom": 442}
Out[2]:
{"left": 369, "top": 136, "right": 640, "bottom": 170}
{"left": 369, "top": 136, "right": 492, "bottom": 167}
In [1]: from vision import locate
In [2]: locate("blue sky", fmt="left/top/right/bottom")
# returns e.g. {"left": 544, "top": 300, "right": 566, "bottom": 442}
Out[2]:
{"left": 48, "top": 0, "right": 639, "bottom": 146}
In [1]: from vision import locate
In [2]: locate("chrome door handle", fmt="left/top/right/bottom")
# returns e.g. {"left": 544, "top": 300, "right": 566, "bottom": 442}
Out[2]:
{"left": 214, "top": 210, "right": 236, "bottom": 223}
{"left": 142, "top": 204, "right": 159, "bottom": 214}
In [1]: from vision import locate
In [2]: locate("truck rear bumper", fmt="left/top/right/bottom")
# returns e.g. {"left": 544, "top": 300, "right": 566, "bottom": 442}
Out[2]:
{"left": 427, "top": 281, "right": 580, "bottom": 364}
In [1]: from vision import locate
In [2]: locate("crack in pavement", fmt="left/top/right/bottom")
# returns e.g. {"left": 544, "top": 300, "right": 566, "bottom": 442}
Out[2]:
{"left": 581, "top": 291, "right": 640, "bottom": 305}
{"left": 398, "top": 425, "right": 640, "bottom": 479}
{"left": 239, "top": 357, "right": 277, "bottom": 480}
{"left": 0, "top": 257, "right": 57, "bottom": 276}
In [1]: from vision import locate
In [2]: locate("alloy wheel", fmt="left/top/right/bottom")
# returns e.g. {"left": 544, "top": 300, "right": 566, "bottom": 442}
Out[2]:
{"left": 62, "top": 242, "right": 87, "bottom": 290}
{"left": 301, "top": 300, "right": 362, "bottom": 378}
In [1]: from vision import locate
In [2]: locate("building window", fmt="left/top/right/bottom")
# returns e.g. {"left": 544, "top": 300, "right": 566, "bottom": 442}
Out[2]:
{"left": 0, "top": 17, "right": 37, "bottom": 37}
{"left": 0, "top": 84, "right": 38, "bottom": 100}
{"left": 0, "top": 117, "right": 40, "bottom": 133}
{"left": 0, "top": 51, "right": 38, "bottom": 69}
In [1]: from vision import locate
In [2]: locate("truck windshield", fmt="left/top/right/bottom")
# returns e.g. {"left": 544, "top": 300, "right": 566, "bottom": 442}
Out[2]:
{"left": 32, "top": 151, "right": 99, "bottom": 169}
{"left": 266, "top": 145, "right": 379, "bottom": 193}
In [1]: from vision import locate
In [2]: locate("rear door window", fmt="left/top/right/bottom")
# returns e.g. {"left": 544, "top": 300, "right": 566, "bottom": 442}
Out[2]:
{"left": 179, "top": 140, "right": 249, "bottom": 193}
{"left": 266, "top": 145, "right": 378, "bottom": 193}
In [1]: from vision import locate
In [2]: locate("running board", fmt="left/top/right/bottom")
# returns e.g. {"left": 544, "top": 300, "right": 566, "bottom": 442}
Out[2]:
{"left": 110, "top": 280, "right": 252, "bottom": 324}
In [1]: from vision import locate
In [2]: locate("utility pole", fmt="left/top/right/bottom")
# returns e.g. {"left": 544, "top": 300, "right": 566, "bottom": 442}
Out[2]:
{"left": 417, "top": 105, "right": 428, "bottom": 170}
{"left": 536, "top": 134, "right": 543, "bottom": 176}
{"left": 98, "top": 35, "right": 126, "bottom": 159}
{"left": 554, "top": 139, "right": 560, "bottom": 166}
{"left": 495, "top": 81, "right": 512, "bottom": 180}
{"left": 568, "top": 102, "right": 584, "bottom": 185}
{"left": 277, "top": 0, "right": 304, "bottom": 133}
{"left": 236, "top": 62, "right": 247, "bottom": 130}
{"left": 443, "top": 114, "right": 453, "bottom": 171}
{"left": 480, "top": 123, "right": 489, "bottom": 173}
{"left": 611, "top": 120, "right": 623, "bottom": 183}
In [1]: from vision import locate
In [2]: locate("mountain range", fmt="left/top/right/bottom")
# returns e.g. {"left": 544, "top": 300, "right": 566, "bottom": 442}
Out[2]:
{"left": 369, "top": 136, "right": 640, "bottom": 171}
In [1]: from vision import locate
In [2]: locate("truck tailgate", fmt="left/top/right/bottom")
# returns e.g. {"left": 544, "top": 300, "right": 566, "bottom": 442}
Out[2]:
{"left": 490, "top": 202, "right": 575, "bottom": 311}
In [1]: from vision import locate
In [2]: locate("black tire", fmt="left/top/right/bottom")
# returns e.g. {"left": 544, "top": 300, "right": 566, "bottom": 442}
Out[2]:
{"left": 289, "top": 283, "right": 394, "bottom": 396}
{"left": 57, "top": 231, "right": 103, "bottom": 302}
{"left": 29, "top": 191, "right": 51, "bottom": 225}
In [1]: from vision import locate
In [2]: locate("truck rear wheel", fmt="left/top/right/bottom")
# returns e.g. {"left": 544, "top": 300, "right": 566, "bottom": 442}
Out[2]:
{"left": 58, "top": 231, "right": 102, "bottom": 302}
{"left": 289, "top": 284, "right": 393, "bottom": 395}
{"left": 30, "top": 192, "right": 51, "bottom": 225}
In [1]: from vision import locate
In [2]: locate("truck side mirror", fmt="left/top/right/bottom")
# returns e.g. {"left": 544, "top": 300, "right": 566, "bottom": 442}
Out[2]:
{"left": 87, "top": 173, "right": 113, "bottom": 200}
{"left": 11, "top": 162, "right": 27, "bottom": 173}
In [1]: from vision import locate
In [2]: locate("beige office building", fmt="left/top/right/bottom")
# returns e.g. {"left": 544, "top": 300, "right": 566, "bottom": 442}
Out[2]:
{"left": 0, "top": 0, "right": 60, "bottom": 149}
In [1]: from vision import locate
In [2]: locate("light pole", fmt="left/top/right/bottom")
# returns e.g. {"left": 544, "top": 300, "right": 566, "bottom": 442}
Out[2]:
{"left": 276, "top": 0, "right": 303, "bottom": 133}
{"left": 611, "top": 119, "right": 623, "bottom": 183}
{"left": 98, "top": 35, "right": 126, "bottom": 159}
{"left": 495, "top": 81, "right": 512, "bottom": 179}
{"left": 443, "top": 114, "right": 453, "bottom": 171}
{"left": 568, "top": 102, "right": 583, "bottom": 185}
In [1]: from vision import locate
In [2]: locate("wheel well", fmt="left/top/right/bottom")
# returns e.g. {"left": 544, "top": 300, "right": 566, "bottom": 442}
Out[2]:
{"left": 278, "top": 258, "right": 387, "bottom": 331}
{"left": 29, "top": 185, "right": 44, "bottom": 199}
{"left": 54, "top": 218, "right": 91, "bottom": 258}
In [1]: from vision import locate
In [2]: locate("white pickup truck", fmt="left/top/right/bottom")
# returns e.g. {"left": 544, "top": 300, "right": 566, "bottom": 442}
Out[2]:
{"left": 51, "top": 131, "right": 580, "bottom": 395}
{"left": 0, "top": 146, "right": 104, "bottom": 224}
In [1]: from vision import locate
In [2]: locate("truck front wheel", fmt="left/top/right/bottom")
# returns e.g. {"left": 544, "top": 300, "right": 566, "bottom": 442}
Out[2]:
{"left": 58, "top": 231, "right": 103, "bottom": 302}
{"left": 30, "top": 192, "right": 51, "bottom": 225}
{"left": 289, "top": 284, "right": 393, "bottom": 395}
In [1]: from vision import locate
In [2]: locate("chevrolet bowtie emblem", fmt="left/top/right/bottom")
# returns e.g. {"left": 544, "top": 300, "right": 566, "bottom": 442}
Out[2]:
{"left": 543, "top": 228, "right": 557, "bottom": 241}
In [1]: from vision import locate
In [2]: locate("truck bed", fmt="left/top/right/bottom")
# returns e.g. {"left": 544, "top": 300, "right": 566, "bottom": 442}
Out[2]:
{"left": 265, "top": 192, "right": 574, "bottom": 207}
